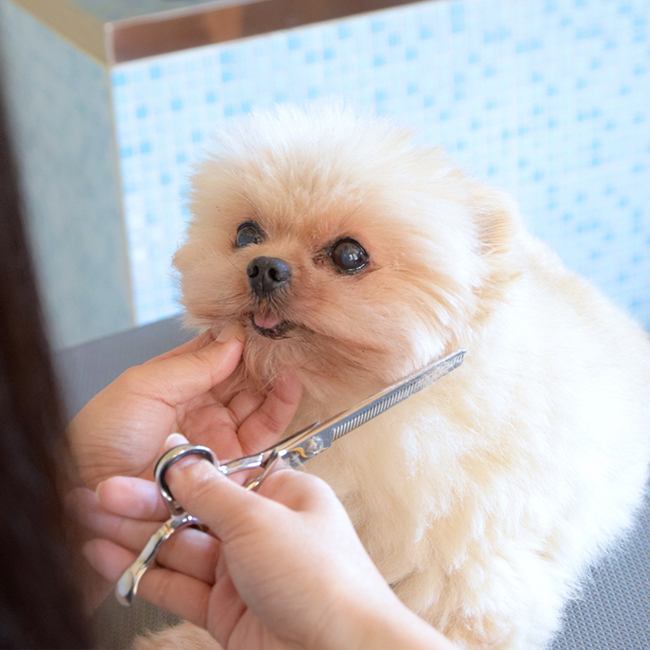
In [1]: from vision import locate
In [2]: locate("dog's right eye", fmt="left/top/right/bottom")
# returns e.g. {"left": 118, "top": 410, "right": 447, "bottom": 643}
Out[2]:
{"left": 235, "top": 222, "right": 264, "bottom": 248}
{"left": 329, "top": 238, "right": 369, "bottom": 274}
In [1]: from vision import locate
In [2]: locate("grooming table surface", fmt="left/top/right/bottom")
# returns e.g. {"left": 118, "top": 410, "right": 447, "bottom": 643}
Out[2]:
{"left": 56, "top": 318, "right": 650, "bottom": 650}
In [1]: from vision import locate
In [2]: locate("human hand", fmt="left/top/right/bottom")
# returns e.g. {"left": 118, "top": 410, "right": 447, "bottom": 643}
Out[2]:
{"left": 68, "top": 327, "right": 302, "bottom": 488}
{"left": 79, "top": 436, "right": 457, "bottom": 650}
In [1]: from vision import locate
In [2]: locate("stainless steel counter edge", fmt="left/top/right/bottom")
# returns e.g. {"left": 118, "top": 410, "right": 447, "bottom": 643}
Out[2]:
{"left": 8, "top": 0, "right": 420, "bottom": 66}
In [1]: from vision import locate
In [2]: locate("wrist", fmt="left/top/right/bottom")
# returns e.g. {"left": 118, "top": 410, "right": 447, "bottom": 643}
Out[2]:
{"left": 319, "top": 587, "right": 455, "bottom": 650}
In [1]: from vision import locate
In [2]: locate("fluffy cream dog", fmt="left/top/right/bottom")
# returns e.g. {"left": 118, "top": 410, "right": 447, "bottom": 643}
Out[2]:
{"left": 142, "top": 104, "right": 650, "bottom": 649}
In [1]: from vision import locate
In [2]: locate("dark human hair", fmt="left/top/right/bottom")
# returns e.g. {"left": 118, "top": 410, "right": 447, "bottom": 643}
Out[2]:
{"left": 0, "top": 80, "right": 92, "bottom": 648}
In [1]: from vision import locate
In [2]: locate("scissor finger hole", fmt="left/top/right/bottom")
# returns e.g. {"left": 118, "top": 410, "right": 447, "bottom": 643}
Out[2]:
{"left": 154, "top": 444, "right": 217, "bottom": 516}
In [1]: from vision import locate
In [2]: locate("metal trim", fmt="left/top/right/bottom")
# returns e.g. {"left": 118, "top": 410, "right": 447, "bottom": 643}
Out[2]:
{"left": 108, "top": 0, "right": 421, "bottom": 64}
{"left": 9, "top": 0, "right": 422, "bottom": 66}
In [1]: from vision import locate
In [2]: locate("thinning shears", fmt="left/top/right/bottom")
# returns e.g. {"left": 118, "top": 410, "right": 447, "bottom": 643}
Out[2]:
{"left": 116, "top": 348, "right": 466, "bottom": 606}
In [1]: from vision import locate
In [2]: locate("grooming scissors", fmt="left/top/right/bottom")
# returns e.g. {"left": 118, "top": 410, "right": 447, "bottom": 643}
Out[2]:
{"left": 115, "top": 348, "right": 466, "bottom": 606}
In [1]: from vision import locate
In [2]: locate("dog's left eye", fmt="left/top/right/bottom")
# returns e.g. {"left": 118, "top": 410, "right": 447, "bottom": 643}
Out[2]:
{"left": 235, "top": 221, "right": 264, "bottom": 248}
{"left": 329, "top": 238, "right": 369, "bottom": 274}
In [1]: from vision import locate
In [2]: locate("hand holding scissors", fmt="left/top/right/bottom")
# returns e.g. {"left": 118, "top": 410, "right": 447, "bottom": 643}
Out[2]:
{"left": 115, "top": 349, "right": 466, "bottom": 606}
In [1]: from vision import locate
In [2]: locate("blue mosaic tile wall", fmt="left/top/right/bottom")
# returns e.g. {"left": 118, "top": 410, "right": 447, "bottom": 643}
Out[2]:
{"left": 112, "top": 0, "right": 650, "bottom": 331}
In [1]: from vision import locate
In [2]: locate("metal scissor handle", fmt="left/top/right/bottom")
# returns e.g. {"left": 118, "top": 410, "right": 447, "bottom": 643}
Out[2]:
{"left": 116, "top": 443, "right": 284, "bottom": 606}
{"left": 155, "top": 444, "right": 217, "bottom": 516}
{"left": 116, "top": 444, "right": 215, "bottom": 606}
{"left": 115, "top": 508, "right": 200, "bottom": 606}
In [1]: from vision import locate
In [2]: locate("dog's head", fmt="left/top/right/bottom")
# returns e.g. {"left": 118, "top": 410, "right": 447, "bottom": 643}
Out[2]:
{"left": 174, "top": 104, "right": 518, "bottom": 401}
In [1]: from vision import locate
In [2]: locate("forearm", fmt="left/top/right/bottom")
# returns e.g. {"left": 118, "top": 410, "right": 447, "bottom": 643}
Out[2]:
{"left": 322, "top": 587, "right": 457, "bottom": 650}
{"left": 360, "top": 604, "right": 457, "bottom": 650}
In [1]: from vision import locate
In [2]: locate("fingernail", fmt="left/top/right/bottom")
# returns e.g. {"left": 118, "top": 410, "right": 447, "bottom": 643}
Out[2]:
{"left": 165, "top": 433, "right": 189, "bottom": 449}
{"left": 216, "top": 322, "right": 246, "bottom": 343}
{"left": 163, "top": 433, "right": 220, "bottom": 473}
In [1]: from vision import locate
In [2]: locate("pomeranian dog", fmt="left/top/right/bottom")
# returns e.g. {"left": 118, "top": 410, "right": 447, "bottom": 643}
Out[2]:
{"left": 139, "top": 104, "right": 650, "bottom": 649}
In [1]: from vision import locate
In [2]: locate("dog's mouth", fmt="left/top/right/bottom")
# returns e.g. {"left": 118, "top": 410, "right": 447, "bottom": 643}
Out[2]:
{"left": 250, "top": 312, "right": 294, "bottom": 339}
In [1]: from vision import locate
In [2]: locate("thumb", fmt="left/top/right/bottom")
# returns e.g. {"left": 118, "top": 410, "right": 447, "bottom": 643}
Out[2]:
{"left": 128, "top": 332, "right": 244, "bottom": 407}
{"left": 165, "top": 437, "right": 267, "bottom": 542}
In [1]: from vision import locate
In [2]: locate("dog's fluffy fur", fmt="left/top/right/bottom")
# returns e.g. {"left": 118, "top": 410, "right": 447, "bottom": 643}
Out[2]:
{"left": 141, "top": 105, "right": 650, "bottom": 649}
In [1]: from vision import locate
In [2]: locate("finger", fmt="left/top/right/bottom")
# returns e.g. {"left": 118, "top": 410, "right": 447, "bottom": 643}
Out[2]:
{"left": 139, "top": 566, "right": 212, "bottom": 629}
{"left": 237, "top": 372, "right": 303, "bottom": 454}
{"left": 67, "top": 486, "right": 99, "bottom": 522}
{"left": 83, "top": 538, "right": 137, "bottom": 584}
{"left": 91, "top": 436, "right": 222, "bottom": 522}
{"left": 142, "top": 566, "right": 249, "bottom": 650}
{"left": 146, "top": 323, "right": 245, "bottom": 364}
{"left": 163, "top": 434, "right": 322, "bottom": 536}
{"left": 255, "top": 465, "right": 336, "bottom": 513}
{"left": 224, "top": 389, "right": 265, "bottom": 429}
{"left": 124, "top": 336, "right": 244, "bottom": 408}
{"left": 84, "top": 539, "right": 212, "bottom": 629}
{"left": 97, "top": 476, "right": 169, "bottom": 521}
{"left": 166, "top": 454, "right": 273, "bottom": 544}
{"left": 81, "top": 495, "right": 220, "bottom": 584}
{"left": 75, "top": 489, "right": 160, "bottom": 551}
{"left": 75, "top": 481, "right": 218, "bottom": 578}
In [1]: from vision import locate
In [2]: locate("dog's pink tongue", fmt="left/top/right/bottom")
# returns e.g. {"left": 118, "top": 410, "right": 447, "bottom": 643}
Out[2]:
{"left": 254, "top": 312, "right": 281, "bottom": 329}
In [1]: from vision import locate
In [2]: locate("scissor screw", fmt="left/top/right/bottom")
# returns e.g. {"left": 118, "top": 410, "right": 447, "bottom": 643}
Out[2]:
{"left": 304, "top": 436, "right": 323, "bottom": 456}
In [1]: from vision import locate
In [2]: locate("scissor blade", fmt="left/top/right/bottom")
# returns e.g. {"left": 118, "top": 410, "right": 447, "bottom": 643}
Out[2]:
{"left": 279, "top": 348, "right": 466, "bottom": 468}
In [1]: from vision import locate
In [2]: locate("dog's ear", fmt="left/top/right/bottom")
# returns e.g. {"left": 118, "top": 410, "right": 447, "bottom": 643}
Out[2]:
{"left": 466, "top": 180, "right": 519, "bottom": 260}
{"left": 465, "top": 180, "right": 522, "bottom": 310}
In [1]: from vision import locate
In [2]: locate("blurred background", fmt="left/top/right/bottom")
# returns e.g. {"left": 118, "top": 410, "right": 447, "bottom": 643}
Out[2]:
{"left": 0, "top": 0, "right": 648, "bottom": 349}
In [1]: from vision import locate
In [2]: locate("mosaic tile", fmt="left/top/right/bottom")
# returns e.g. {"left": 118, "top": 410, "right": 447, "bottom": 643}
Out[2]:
{"left": 112, "top": 0, "right": 650, "bottom": 329}
{"left": 3, "top": 0, "right": 649, "bottom": 343}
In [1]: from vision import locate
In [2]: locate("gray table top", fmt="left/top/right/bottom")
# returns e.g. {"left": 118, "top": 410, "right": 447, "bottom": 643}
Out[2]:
{"left": 55, "top": 317, "right": 650, "bottom": 650}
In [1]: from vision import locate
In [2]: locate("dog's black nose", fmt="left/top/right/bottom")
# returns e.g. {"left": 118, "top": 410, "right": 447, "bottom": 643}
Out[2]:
{"left": 247, "top": 256, "right": 292, "bottom": 295}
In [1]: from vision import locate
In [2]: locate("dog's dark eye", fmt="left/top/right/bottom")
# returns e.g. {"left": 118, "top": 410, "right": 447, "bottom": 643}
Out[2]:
{"left": 235, "top": 221, "right": 264, "bottom": 248}
{"left": 329, "top": 238, "right": 369, "bottom": 274}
